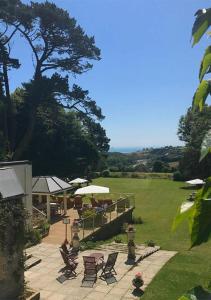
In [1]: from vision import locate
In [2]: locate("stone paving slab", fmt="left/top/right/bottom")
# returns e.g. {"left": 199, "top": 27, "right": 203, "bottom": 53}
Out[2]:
{"left": 25, "top": 243, "right": 177, "bottom": 300}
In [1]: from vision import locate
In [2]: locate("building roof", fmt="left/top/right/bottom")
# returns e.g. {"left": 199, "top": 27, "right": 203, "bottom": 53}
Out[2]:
{"left": 32, "top": 176, "right": 72, "bottom": 194}
{"left": 0, "top": 167, "right": 24, "bottom": 200}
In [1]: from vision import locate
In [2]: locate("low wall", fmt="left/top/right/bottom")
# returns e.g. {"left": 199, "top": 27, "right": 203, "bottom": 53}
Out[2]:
{"left": 82, "top": 207, "right": 134, "bottom": 242}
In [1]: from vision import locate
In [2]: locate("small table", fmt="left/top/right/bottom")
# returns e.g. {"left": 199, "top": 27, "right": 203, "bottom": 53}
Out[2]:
{"left": 90, "top": 252, "right": 104, "bottom": 263}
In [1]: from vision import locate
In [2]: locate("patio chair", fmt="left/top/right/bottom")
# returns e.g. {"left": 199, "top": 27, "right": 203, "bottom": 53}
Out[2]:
{"left": 59, "top": 248, "right": 78, "bottom": 277}
{"left": 74, "top": 195, "right": 83, "bottom": 210}
{"left": 100, "top": 252, "right": 118, "bottom": 279}
{"left": 61, "top": 242, "right": 78, "bottom": 259}
{"left": 90, "top": 197, "right": 100, "bottom": 208}
{"left": 82, "top": 255, "right": 103, "bottom": 283}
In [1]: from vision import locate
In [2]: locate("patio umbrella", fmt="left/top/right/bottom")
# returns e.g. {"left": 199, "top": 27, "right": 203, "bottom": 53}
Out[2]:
{"left": 69, "top": 178, "right": 88, "bottom": 184}
{"left": 74, "top": 185, "right": 109, "bottom": 195}
{"left": 186, "top": 179, "right": 205, "bottom": 185}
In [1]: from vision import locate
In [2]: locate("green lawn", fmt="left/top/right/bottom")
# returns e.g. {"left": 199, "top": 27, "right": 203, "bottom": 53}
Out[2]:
{"left": 94, "top": 178, "right": 211, "bottom": 300}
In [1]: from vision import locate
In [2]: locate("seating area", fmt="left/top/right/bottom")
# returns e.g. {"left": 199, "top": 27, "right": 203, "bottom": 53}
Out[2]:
{"left": 25, "top": 242, "right": 176, "bottom": 300}
{"left": 58, "top": 240, "right": 119, "bottom": 285}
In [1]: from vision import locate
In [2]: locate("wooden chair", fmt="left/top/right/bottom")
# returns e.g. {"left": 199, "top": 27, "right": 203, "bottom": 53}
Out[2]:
{"left": 74, "top": 196, "right": 83, "bottom": 210}
{"left": 61, "top": 242, "right": 78, "bottom": 259}
{"left": 91, "top": 198, "right": 100, "bottom": 208}
{"left": 82, "top": 256, "right": 103, "bottom": 283}
{"left": 59, "top": 248, "right": 78, "bottom": 277}
{"left": 100, "top": 252, "right": 118, "bottom": 279}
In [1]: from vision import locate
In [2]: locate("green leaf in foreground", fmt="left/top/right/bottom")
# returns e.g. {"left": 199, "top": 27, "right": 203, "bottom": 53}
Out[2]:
{"left": 192, "top": 8, "right": 211, "bottom": 46}
{"left": 192, "top": 80, "right": 211, "bottom": 111}
{"left": 173, "top": 178, "right": 211, "bottom": 247}
{"left": 200, "top": 129, "right": 211, "bottom": 161}
{"left": 199, "top": 46, "right": 211, "bottom": 81}
{"left": 177, "top": 285, "right": 211, "bottom": 300}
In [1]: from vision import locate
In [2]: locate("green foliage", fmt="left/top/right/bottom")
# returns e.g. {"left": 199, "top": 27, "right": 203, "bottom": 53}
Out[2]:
{"left": 177, "top": 286, "right": 211, "bottom": 300}
{"left": 114, "top": 237, "right": 122, "bottom": 243}
{"left": 146, "top": 240, "right": 156, "bottom": 247}
{"left": 24, "top": 228, "right": 41, "bottom": 248}
{"left": 132, "top": 216, "right": 143, "bottom": 224}
{"left": 200, "top": 129, "right": 211, "bottom": 161}
{"left": 173, "top": 171, "right": 184, "bottom": 181}
{"left": 199, "top": 46, "right": 211, "bottom": 81}
{"left": 192, "top": 8, "right": 211, "bottom": 46}
{"left": 101, "top": 169, "right": 110, "bottom": 177}
{"left": 178, "top": 107, "right": 211, "bottom": 179}
{"left": 192, "top": 80, "right": 211, "bottom": 112}
{"left": 0, "top": 198, "right": 25, "bottom": 298}
{"left": 173, "top": 178, "right": 211, "bottom": 247}
{"left": 0, "top": 0, "right": 109, "bottom": 164}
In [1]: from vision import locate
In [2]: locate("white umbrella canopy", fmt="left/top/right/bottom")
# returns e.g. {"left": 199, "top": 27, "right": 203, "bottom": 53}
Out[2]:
{"left": 186, "top": 179, "right": 205, "bottom": 185}
{"left": 74, "top": 185, "right": 109, "bottom": 195}
{"left": 69, "top": 178, "right": 88, "bottom": 184}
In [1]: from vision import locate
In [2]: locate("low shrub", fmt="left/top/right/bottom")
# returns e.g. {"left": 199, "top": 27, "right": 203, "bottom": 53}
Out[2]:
{"left": 101, "top": 169, "right": 110, "bottom": 177}
{"left": 91, "top": 172, "right": 100, "bottom": 179}
{"left": 80, "top": 240, "right": 96, "bottom": 251}
{"left": 146, "top": 240, "right": 155, "bottom": 247}
{"left": 131, "top": 173, "right": 139, "bottom": 178}
{"left": 121, "top": 172, "right": 129, "bottom": 177}
{"left": 114, "top": 237, "right": 122, "bottom": 243}
{"left": 173, "top": 171, "right": 184, "bottom": 181}
{"left": 24, "top": 228, "right": 41, "bottom": 248}
{"left": 132, "top": 216, "right": 143, "bottom": 224}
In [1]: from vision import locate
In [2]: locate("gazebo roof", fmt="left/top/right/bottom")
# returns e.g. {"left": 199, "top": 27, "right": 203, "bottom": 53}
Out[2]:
{"left": 32, "top": 176, "right": 71, "bottom": 194}
{"left": 0, "top": 167, "right": 24, "bottom": 200}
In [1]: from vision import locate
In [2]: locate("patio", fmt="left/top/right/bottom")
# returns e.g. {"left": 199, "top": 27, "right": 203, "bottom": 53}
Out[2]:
{"left": 25, "top": 242, "right": 177, "bottom": 300}
{"left": 42, "top": 195, "right": 135, "bottom": 245}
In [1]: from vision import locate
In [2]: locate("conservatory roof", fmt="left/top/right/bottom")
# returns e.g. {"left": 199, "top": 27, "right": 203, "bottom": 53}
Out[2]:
{"left": 0, "top": 167, "right": 24, "bottom": 200}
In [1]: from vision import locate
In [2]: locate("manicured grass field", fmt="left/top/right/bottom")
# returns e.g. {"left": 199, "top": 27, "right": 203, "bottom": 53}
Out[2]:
{"left": 94, "top": 178, "right": 211, "bottom": 300}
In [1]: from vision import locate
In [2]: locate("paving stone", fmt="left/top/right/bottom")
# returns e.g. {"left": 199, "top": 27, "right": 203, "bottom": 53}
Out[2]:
{"left": 25, "top": 242, "right": 177, "bottom": 300}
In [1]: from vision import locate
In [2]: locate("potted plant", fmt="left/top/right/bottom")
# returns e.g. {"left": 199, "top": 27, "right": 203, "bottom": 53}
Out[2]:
{"left": 132, "top": 272, "right": 144, "bottom": 290}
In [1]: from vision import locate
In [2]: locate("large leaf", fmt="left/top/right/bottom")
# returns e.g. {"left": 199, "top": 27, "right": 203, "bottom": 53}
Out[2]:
{"left": 172, "top": 201, "right": 195, "bottom": 233}
{"left": 199, "top": 46, "right": 211, "bottom": 81}
{"left": 192, "top": 8, "right": 211, "bottom": 46}
{"left": 200, "top": 129, "right": 211, "bottom": 161}
{"left": 190, "top": 177, "right": 211, "bottom": 247}
{"left": 178, "top": 286, "right": 211, "bottom": 300}
{"left": 192, "top": 80, "right": 211, "bottom": 111}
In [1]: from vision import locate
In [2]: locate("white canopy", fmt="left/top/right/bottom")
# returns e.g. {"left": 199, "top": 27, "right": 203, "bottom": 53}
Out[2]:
{"left": 75, "top": 185, "right": 109, "bottom": 195}
{"left": 69, "top": 178, "right": 88, "bottom": 184}
{"left": 186, "top": 179, "right": 205, "bottom": 185}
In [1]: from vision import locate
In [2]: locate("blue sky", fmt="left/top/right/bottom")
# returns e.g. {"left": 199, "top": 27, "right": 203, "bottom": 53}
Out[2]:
{"left": 12, "top": 0, "right": 211, "bottom": 147}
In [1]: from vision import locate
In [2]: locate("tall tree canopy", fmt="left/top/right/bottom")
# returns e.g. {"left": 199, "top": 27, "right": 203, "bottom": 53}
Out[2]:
{"left": 178, "top": 106, "right": 211, "bottom": 179}
{"left": 0, "top": 0, "right": 110, "bottom": 175}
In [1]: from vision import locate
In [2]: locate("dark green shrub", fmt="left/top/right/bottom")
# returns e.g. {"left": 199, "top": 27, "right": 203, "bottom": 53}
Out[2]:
{"left": 91, "top": 172, "right": 100, "bottom": 179}
{"left": 132, "top": 216, "right": 143, "bottom": 224}
{"left": 146, "top": 240, "right": 155, "bottom": 247}
{"left": 173, "top": 170, "right": 184, "bottom": 181}
{"left": 101, "top": 169, "right": 110, "bottom": 177}
{"left": 80, "top": 241, "right": 96, "bottom": 251}
{"left": 121, "top": 172, "right": 129, "bottom": 177}
{"left": 24, "top": 229, "right": 41, "bottom": 248}
{"left": 114, "top": 237, "right": 122, "bottom": 243}
{"left": 131, "top": 173, "right": 139, "bottom": 178}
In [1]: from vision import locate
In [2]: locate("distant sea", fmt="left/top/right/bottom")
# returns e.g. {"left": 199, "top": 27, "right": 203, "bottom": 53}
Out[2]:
{"left": 109, "top": 147, "right": 143, "bottom": 153}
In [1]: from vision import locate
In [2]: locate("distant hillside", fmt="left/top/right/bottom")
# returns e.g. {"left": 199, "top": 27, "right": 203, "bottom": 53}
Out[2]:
{"left": 107, "top": 146, "right": 184, "bottom": 173}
